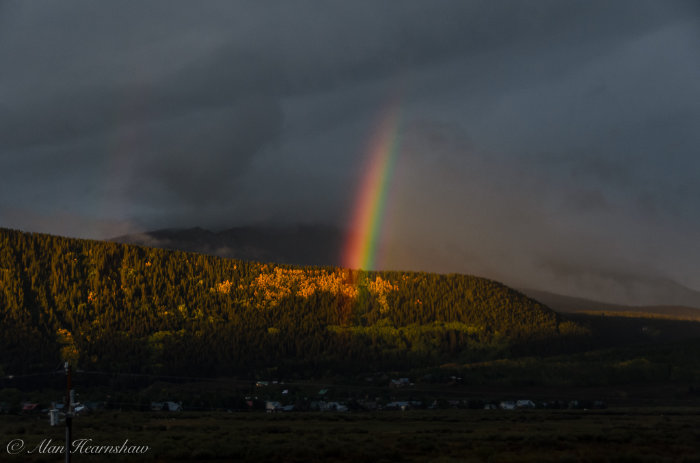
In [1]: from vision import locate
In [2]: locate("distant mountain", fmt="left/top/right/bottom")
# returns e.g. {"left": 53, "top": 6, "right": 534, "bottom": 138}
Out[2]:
{"left": 522, "top": 289, "right": 700, "bottom": 320}
{"left": 112, "top": 224, "right": 344, "bottom": 267}
{"left": 529, "top": 260, "right": 700, "bottom": 309}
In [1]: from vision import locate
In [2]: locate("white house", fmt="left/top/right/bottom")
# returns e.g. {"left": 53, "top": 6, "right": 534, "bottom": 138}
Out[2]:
{"left": 151, "top": 401, "right": 182, "bottom": 412}
{"left": 165, "top": 401, "right": 183, "bottom": 412}
{"left": 499, "top": 401, "right": 516, "bottom": 410}
{"left": 265, "top": 401, "right": 282, "bottom": 413}
{"left": 516, "top": 400, "right": 536, "bottom": 409}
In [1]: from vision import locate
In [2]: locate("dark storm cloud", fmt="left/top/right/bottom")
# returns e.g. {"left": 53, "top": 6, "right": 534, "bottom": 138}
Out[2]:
{"left": 1, "top": 0, "right": 699, "bottom": 304}
{"left": 0, "top": 46, "right": 285, "bottom": 149}
{"left": 1, "top": 0, "right": 687, "bottom": 149}
{"left": 126, "top": 98, "right": 284, "bottom": 206}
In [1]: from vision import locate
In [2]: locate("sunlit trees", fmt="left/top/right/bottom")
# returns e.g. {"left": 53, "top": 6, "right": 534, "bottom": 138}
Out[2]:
{"left": 0, "top": 227, "right": 587, "bottom": 377}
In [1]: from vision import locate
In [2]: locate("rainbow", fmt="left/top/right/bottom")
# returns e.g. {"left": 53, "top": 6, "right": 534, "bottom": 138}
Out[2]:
{"left": 342, "top": 92, "right": 403, "bottom": 270}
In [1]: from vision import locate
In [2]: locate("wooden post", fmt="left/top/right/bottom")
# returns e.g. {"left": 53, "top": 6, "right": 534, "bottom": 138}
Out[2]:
{"left": 64, "top": 362, "right": 72, "bottom": 463}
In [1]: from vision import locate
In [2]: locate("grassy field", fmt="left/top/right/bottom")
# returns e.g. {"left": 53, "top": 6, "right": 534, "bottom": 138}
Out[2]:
{"left": 2, "top": 408, "right": 700, "bottom": 462}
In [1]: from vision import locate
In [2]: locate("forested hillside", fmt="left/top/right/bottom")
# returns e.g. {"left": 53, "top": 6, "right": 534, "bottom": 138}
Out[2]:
{"left": 0, "top": 228, "right": 586, "bottom": 377}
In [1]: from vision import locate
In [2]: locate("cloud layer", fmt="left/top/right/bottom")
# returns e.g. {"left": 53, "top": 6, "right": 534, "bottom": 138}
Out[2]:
{"left": 1, "top": 0, "right": 698, "bottom": 304}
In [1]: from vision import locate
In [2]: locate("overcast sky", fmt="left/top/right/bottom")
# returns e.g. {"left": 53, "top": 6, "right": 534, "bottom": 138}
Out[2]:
{"left": 1, "top": 1, "right": 699, "bottom": 305}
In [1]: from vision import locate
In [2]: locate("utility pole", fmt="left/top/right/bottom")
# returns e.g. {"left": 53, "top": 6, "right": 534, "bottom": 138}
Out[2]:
{"left": 64, "top": 361, "right": 72, "bottom": 463}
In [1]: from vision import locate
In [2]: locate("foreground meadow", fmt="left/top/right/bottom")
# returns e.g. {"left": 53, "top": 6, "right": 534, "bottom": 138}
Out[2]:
{"left": 2, "top": 408, "right": 700, "bottom": 462}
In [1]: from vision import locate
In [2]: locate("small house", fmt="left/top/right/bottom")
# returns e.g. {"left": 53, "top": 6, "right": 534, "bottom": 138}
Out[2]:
{"left": 21, "top": 403, "right": 40, "bottom": 414}
{"left": 151, "top": 401, "right": 182, "bottom": 412}
{"left": 165, "top": 401, "right": 182, "bottom": 412}
{"left": 516, "top": 400, "right": 535, "bottom": 409}
{"left": 265, "top": 401, "right": 282, "bottom": 413}
{"left": 150, "top": 402, "right": 165, "bottom": 411}
{"left": 390, "top": 378, "right": 412, "bottom": 388}
{"left": 499, "top": 401, "right": 516, "bottom": 410}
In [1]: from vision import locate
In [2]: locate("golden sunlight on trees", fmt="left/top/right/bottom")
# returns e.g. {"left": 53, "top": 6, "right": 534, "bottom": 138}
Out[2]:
{"left": 248, "top": 268, "right": 359, "bottom": 308}
{"left": 56, "top": 328, "right": 79, "bottom": 364}
{"left": 213, "top": 280, "right": 234, "bottom": 294}
{"left": 0, "top": 228, "right": 594, "bottom": 377}
{"left": 366, "top": 276, "right": 399, "bottom": 313}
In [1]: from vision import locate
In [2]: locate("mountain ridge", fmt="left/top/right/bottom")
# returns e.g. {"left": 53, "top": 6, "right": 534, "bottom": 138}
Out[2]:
{"left": 112, "top": 225, "right": 700, "bottom": 310}
{"left": 521, "top": 289, "right": 700, "bottom": 319}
